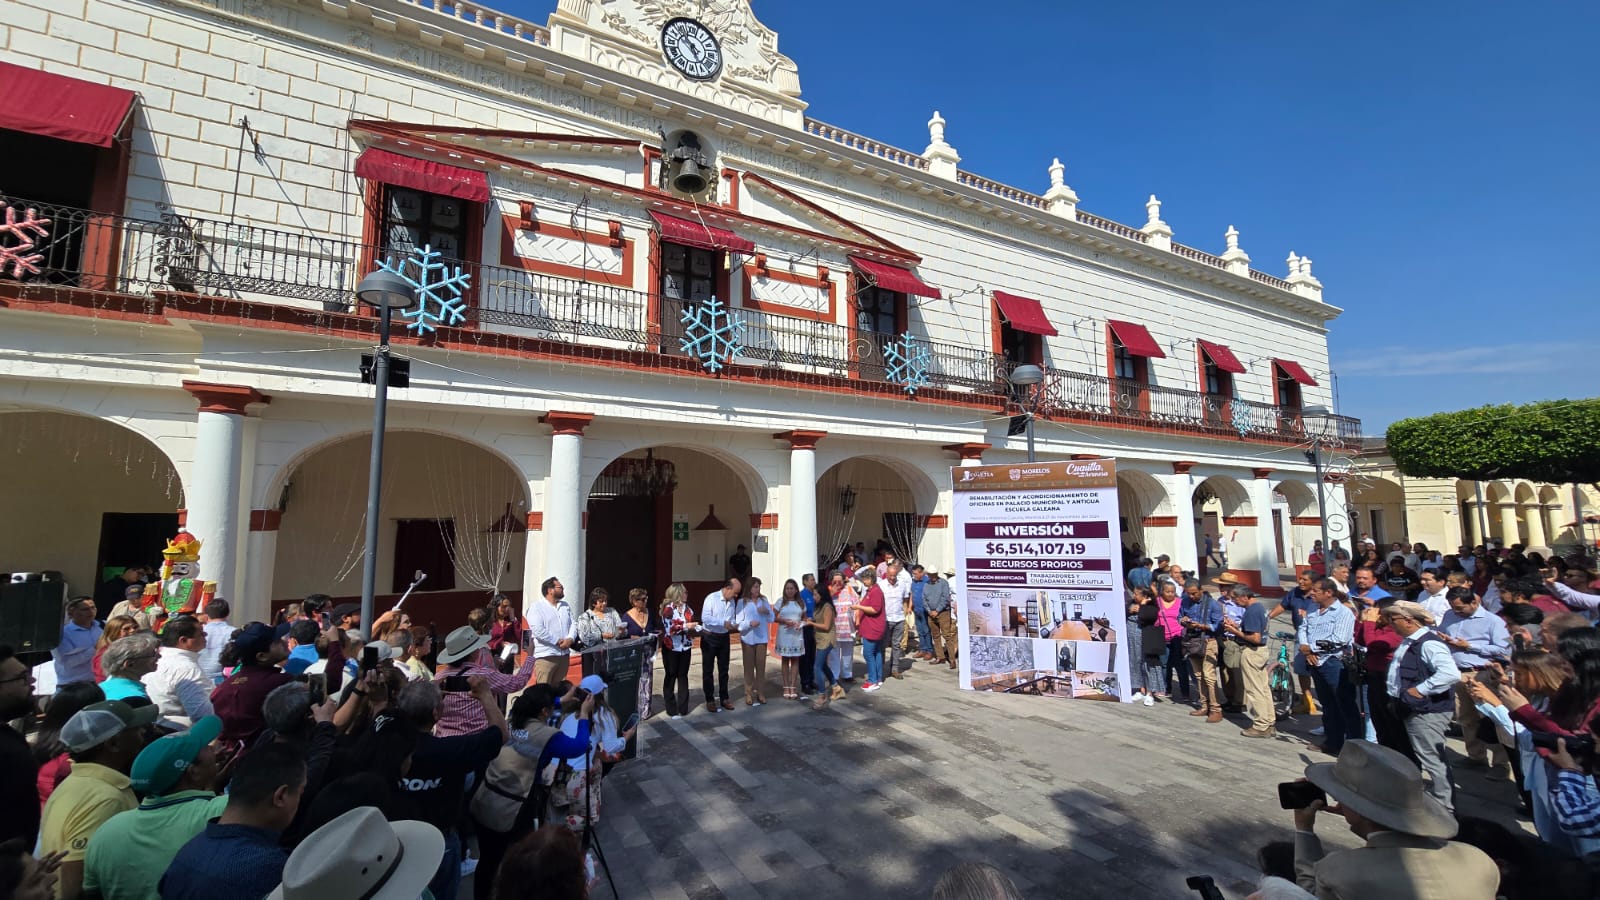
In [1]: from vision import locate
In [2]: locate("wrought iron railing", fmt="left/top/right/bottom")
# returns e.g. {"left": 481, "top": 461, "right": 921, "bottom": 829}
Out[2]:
{"left": 0, "top": 195, "right": 1360, "bottom": 445}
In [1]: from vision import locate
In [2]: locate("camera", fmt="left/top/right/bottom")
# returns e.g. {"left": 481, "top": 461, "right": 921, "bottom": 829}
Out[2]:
{"left": 1184, "top": 875, "right": 1225, "bottom": 900}
{"left": 1530, "top": 731, "right": 1596, "bottom": 756}
{"left": 1278, "top": 781, "right": 1327, "bottom": 809}
{"left": 441, "top": 674, "right": 472, "bottom": 693}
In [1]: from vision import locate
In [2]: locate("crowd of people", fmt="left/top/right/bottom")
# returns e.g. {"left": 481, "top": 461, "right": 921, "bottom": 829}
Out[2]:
{"left": 1124, "top": 535, "right": 1600, "bottom": 897}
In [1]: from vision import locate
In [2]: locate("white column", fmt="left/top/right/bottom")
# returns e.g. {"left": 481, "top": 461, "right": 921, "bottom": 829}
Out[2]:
{"left": 1248, "top": 472, "right": 1280, "bottom": 591}
{"left": 1524, "top": 504, "right": 1547, "bottom": 549}
{"left": 240, "top": 522, "right": 277, "bottom": 625}
{"left": 1155, "top": 472, "right": 1200, "bottom": 577}
{"left": 182, "top": 382, "right": 265, "bottom": 609}
{"left": 540, "top": 412, "right": 593, "bottom": 609}
{"left": 944, "top": 442, "right": 990, "bottom": 469}
{"left": 778, "top": 431, "right": 824, "bottom": 580}
{"left": 1465, "top": 502, "right": 1483, "bottom": 546}
{"left": 1497, "top": 503, "right": 1519, "bottom": 545}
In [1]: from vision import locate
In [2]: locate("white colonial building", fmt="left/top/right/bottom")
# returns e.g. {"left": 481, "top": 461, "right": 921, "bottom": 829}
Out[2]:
{"left": 0, "top": 0, "right": 1360, "bottom": 625}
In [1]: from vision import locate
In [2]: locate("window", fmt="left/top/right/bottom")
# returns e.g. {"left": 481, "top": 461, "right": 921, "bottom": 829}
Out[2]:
{"left": 1112, "top": 337, "right": 1145, "bottom": 382}
{"left": 381, "top": 187, "right": 469, "bottom": 264}
{"left": 1000, "top": 322, "right": 1042, "bottom": 367}
{"left": 659, "top": 241, "right": 717, "bottom": 303}
{"left": 1203, "top": 359, "right": 1233, "bottom": 397}
{"left": 1275, "top": 366, "right": 1303, "bottom": 410}
{"left": 856, "top": 285, "right": 902, "bottom": 337}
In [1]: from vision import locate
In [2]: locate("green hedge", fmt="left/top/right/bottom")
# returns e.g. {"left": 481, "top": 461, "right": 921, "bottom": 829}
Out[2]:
{"left": 1386, "top": 399, "right": 1600, "bottom": 484}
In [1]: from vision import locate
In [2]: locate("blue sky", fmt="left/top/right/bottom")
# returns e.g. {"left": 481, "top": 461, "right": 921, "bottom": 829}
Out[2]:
{"left": 512, "top": 1, "right": 1598, "bottom": 433}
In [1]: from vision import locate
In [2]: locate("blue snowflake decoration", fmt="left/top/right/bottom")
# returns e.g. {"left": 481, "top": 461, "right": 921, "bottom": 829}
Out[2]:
{"left": 679, "top": 295, "right": 744, "bottom": 373}
{"left": 882, "top": 331, "right": 932, "bottom": 394}
{"left": 1231, "top": 398, "right": 1256, "bottom": 437}
{"left": 380, "top": 244, "right": 471, "bottom": 334}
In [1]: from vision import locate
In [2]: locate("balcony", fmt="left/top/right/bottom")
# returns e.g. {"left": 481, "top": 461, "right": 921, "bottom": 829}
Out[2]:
{"left": 0, "top": 196, "right": 1360, "bottom": 448}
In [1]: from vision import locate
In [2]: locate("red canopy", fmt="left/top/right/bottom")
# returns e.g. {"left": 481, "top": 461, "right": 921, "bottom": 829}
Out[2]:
{"left": 1107, "top": 320, "right": 1165, "bottom": 358}
{"left": 354, "top": 147, "right": 490, "bottom": 203}
{"left": 1274, "top": 359, "right": 1318, "bottom": 386}
{"left": 992, "top": 291, "right": 1058, "bottom": 336}
{"left": 0, "top": 62, "right": 136, "bottom": 148}
{"left": 850, "top": 257, "right": 940, "bottom": 299}
{"left": 1197, "top": 340, "right": 1246, "bottom": 374}
{"left": 650, "top": 212, "right": 755, "bottom": 253}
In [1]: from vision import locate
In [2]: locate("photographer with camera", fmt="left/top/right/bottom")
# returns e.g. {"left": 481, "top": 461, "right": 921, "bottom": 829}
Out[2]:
{"left": 433, "top": 625, "right": 538, "bottom": 738}
{"left": 1379, "top": 601, "right": 1461, "bottom": 811}
{"left": 1283, "top": 742, "right": 1497, "bottom": 899}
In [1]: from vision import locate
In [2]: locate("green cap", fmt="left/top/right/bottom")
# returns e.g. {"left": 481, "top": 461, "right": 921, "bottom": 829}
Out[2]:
{"left": 130, "top": 715, "right": 222, "bottom": 795}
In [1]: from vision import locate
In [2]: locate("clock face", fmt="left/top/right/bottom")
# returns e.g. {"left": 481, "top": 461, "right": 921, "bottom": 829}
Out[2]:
{"left": 660, "top": 17, "right": 722, "bottom": 82}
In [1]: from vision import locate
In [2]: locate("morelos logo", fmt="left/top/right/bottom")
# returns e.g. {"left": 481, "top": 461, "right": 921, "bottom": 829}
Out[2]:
{"left": 1064, "top": 461, "right": 1108, "bottom": 477}
{"left": 1008, "top": 468, "right": 1022, "bottom": 481}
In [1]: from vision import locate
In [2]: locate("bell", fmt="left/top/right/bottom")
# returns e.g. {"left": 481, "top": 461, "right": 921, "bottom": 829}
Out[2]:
{"left": 672, "top": 157, "right": 708, "bottom": 194}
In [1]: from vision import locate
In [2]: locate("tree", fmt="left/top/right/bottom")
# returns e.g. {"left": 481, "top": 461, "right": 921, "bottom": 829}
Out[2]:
{"left": 1385, "top": 399, "right": 1600, "bottom": 484}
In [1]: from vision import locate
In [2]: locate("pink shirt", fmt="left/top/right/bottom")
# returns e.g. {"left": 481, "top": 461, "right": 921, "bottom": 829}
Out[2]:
{"left": 1156, "top": 599, "right": 1184, "bottom": 641}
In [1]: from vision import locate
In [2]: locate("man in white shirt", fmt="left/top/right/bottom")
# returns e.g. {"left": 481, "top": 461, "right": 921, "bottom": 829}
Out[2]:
{"left": 700, "top": 578, "right": 741, "bottom": 712}
{"left": 527, "top": 576, "right": 576, "bottom": 687}
{"left": 197, "top": 599, "right": 233, "bottom": 684}
{"left": 1456, "top": 546, "right": 1477, "bottom": 576}
{"left": 876, "top": 561, "right": 912, "bottom": 680}
{"left": 1415, "top": 570, "right": 1451, "bottom": 623}
{"left": 1382, "top": 600, "right": 1462, "bottom": 811}
{"left": 142, "top": 615, "right": 215, "bottom": 727}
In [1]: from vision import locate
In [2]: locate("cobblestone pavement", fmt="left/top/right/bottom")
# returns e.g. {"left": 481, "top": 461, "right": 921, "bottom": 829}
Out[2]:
{"left": 587, "top": 648, "right": 1526, "bottom": 900}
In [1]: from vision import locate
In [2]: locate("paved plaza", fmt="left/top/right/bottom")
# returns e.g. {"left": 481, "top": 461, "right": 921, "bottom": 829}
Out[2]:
{"left": 588, "top": 648, "right": 1526, "bottom": 900}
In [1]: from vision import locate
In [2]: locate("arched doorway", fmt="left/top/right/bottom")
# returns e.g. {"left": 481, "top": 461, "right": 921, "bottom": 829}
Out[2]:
{"left": 1513, "top": 482, "right": 1539, "bottom": 548}
{"left": 273, "top": 431, "right": 529, "bottom": 622}
{"left": 584, "top": 445, "right": 763, "bottom": 611}
{"left": 1272, "top": 480, "right": 1319, "bottom": 568}
{"left": 1484, "top": 481, "right": 1514, "bottom": 545}
{"left": 0, "top": 409, "right": 186, "bottom": 598}
{"left": 1191, "top": 475, "right": 1253, "bottom": 577}
{"left": 1114, "top": 469, "right": 1172, "bottom": 571}
{"left": 816, "top": 457, "right": 934, "bottom": 570}
{"left": 1348, "top": 476, "right": 1405, "bottom": 548}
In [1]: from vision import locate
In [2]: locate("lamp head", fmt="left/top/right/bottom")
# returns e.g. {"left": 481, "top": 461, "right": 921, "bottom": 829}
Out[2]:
{"left": 355, "top": 269, "right": 417, "bottom": 310}
{"left": 1008, "top": 364, "right": 1045, "bottom": 387}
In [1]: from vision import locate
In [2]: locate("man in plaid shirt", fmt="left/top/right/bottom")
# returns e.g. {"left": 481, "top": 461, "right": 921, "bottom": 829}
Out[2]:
{"left": 433, "top": 625, "right": 535, "bottom": 738}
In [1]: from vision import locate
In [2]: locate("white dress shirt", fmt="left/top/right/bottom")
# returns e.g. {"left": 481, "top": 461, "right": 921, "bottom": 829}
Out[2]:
{"left": 879, "top": 571, "right": 911, "bottom": 623}
{"left": 1418, "top": 587, "right": 1451, "bottom": 624}
{"left": 527, "top": 597, "right": 576, "bottom": 658}
{"left": 735, "top": 598, "right": 774, "bottom": 646}
{"left": 142, "top": 646, "right": 215, "bottom": 726}
{"left": 700, "top": 591, "right": 737, "bottom": 634}
{"left": 198, "top": 619, "right": 233, "bottom": 683}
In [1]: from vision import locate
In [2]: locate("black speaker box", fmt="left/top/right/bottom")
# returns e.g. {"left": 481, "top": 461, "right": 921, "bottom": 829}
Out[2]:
{"left": 0, "top": 579, "right": 68, "bottom": 654}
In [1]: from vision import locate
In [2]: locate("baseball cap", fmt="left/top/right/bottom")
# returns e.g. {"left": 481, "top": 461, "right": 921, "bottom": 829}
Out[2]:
{"left": 62, "top": 700, "right": 159, "bottom": 753}
{"left": 578, "top": 674, "right": 608, "bottom": 694}
{"left": 131, "top": 715, "right": 222, "bottom": 795}
{"left": 233, "top": 622, "right": 278, "bottom": 662}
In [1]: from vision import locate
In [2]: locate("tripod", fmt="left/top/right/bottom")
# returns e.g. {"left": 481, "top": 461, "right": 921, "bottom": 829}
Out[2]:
{"left": 580, "top": 756, "right": 618, "bottom": 898}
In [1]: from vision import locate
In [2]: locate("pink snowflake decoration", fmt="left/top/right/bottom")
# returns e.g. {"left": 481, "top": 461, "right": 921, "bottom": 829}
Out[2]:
{"left": 0, "top": 203, "right": 52, "bottom": 279}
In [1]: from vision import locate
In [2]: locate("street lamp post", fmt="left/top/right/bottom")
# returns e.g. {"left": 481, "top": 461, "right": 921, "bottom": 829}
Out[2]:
{"left": 355, "top": 269, "right": 416, "bottom": 640}
{"left": 1007, "top": 364, "right": 1045, "bottom": 463}
{"left": 1301, "top": 405, "right": 1335, "bottom": 569}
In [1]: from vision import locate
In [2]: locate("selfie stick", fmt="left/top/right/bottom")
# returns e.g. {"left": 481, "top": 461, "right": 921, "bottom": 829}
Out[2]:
{"left": 391, "top": 571, "right": 427, "bottom": 612}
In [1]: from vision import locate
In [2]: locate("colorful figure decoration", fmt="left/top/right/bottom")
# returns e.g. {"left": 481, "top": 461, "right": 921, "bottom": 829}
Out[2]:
{"left": 140, "top": 531, "right": 217, "bottom": 617}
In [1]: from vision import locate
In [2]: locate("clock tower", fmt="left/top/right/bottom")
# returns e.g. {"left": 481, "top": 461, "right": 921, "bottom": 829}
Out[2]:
{"left": 548, "top": 0, "right": 807, "bottom": 127}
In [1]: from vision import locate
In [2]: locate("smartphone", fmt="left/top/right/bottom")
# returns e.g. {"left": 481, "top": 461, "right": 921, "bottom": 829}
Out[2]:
{"left": 441, "top": 674, "right": 472, "bottom": 693}
{"left": 361, "top": 644, "right": 381, "bottom": 672}
{"left": 622, "top": 711, "right": 640, "bottom": 732}
{"left": 1277, "top": 781, "right": 1326, "bottom": 810}
{"left": 307, "top": 673, "right": 327, "bottom": 706}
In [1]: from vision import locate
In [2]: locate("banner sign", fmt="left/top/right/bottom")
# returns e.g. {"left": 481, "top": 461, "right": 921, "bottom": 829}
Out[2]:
{"left": 579, "top": 635, "right": 656, "bottom": 759}
{"left": 952, "top": 459, "right": 1131, "bottom": 702}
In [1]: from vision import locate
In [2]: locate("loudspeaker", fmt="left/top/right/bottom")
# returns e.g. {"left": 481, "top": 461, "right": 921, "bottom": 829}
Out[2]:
{"left": 0, "top": 579, "right": 68, "bottom": 654}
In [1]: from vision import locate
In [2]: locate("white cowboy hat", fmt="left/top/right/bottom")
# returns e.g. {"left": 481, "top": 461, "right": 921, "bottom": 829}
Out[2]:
{"left": 268, "top": 807, "right": 444, "bottom": 900}
{"left": 436, "top": 625, "right": 492, "bottom": 665}
{"left": 1304, "top": 741, "right": 1457, "bottom": 839}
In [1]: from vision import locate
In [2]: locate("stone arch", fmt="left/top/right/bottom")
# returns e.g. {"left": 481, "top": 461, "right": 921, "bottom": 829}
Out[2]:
{"left": 582, "top": 439, "right": 768, "bottom": 514}
{"left": 0, "top": 408, "right": 188, "bottom": 596}
{"left": 1116, "top": 469, "right": 1173, "bottom": 560}
{"left": 1514, "top": 482, "right": 1536, "bottom": 504}
{"left": 1273, "top": 480, "right": 1319, "bottom": 518}
{"left": 1347, "top": 475, "right": 1405, "bottom": 547}
{"left": 1192, "top": 475, "right": 1251, "bottom": 517}
{"left": 270, "top": 429, "right": 533, "bottom": 606}
{"left": 816, "top": 455, "right": 938, "bottom": 567}
{"left": 1484, "top": 481, "right": 1512, "bottom": 504}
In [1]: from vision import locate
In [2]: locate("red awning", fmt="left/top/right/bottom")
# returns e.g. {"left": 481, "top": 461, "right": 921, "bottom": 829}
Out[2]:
{"left": 1107, "top": 319, "right": 1166, "bottom": 358}
{"left": 1197, "top": 340, "right": 1246, "bottom": 374}
{"left": 0, "top": 62, "right": 136, "bottom": 148}
{"left": 850, "top": 257, "right": 940, "bottom": 299}
{"left": 993, "top": 291, "right": 1058, "bottom": 336}
{"left": 1274, "top": 359, "right": 1318, "bottom": 386}
{"left": 354, "top": 147, "right": 490, "bottom": 203}
{"left": 650, "top": 212, "right": 755, "bottom": 253}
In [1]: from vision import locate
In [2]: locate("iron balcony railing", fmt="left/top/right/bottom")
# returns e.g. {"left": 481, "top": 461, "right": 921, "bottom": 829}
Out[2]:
{"left": 0, "top": 195, "right": 1361, "bottom": 445}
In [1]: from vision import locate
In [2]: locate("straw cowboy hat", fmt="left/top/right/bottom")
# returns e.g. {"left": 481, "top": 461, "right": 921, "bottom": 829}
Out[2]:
{"left": 1208, "top": 572, "right": 1243, "bottom": 587}
{"left": 436, "top": 624, "right": 492, "bottom": 665}
{"left": 268, "top": 807, "right": 444, "bottom": 900}
{"left": 1384, "top": 600, "right": 1435, "bottom": 627}
{"left": 1304, "top": 741, "right": 1457, "bottom": 839}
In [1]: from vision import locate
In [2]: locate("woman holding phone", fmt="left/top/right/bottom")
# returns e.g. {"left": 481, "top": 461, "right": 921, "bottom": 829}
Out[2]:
{"left": 551, "top": 674, "right": 635, "bottom": 834}
{"left": 854, "top": 568, "right": 886, "bottom": 692}
{"left": 736, "top": 578, "right": 776, "bottom": 706}
{"left": 807, "top": 585, "right": 838, "bottom": 709}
